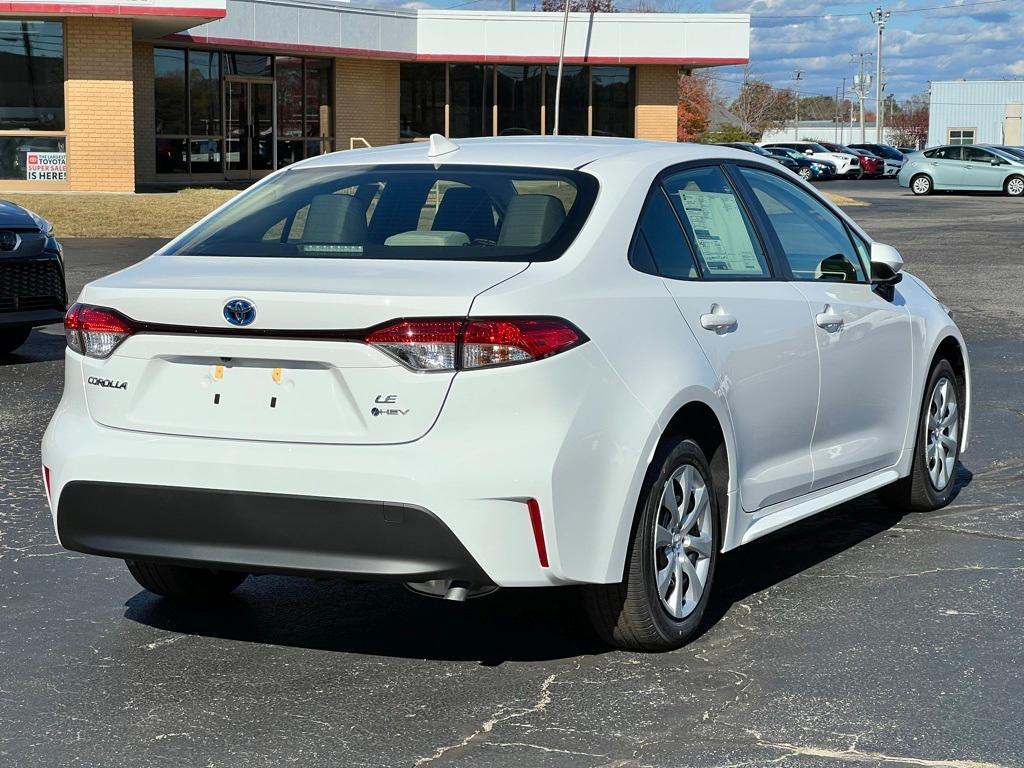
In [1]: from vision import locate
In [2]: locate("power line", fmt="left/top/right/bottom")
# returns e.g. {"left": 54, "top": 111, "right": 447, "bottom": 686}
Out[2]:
{"left": 744, "top": 0, "right": 1011, "bottom": 21}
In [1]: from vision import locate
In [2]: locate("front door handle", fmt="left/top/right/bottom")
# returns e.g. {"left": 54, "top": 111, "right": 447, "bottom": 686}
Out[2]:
{"left": 815, "top": 305, "right": 844, "bottom": 331}
{"left": 700, "top": 304, "right": 738, "bottom": 333}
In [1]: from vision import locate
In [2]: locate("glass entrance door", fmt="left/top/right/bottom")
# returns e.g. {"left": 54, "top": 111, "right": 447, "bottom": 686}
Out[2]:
{"left": 225, "top": 79, "right": 274, "bottom": 179}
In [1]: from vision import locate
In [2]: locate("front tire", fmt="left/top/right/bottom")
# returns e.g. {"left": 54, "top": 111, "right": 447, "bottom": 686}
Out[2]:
{"left": 882, "top": 358, "right": 963, "bottom": 511}
{"left": 126, "top": 560, "right": 247, "bottom": 600}
{"left": 911, "top": 174, "right": 933, "bottom": 196}
{"left": 798, "top": 166, "right": 813, "bottom": 181}
{"left": 1004, "top": 175, "right": 1024, "bottom": 197}
{"left": 584, "top": 438, "right": 719, "bottom": 651}
{"left": 0, "top": 327, "right": 31, "bottom": 355}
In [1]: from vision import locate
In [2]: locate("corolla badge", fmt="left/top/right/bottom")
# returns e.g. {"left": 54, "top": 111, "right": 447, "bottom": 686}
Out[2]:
{"left": 223, "top": 298, "right": 256, "bottom": 327}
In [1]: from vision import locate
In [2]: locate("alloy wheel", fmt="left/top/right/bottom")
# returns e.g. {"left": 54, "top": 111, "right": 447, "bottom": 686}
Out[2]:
{"left": 912, "top": 176, "right": 931, "bottom": 195}
{"left": 653, "top": 464, "right": 713, "bottom": 620}
{"left": 926, "top": 376, "right": 959, "bottom": 491}
{"left": 799, "top": 167, "right": 813, "bottom": 180}
{"left": 1006, "top": 177, "right": 1024, "bottom": 196}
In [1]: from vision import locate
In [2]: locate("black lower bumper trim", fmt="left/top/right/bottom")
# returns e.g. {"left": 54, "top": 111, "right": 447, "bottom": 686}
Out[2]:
{"left": 57, "top": 481, "right": 491, "bottom": 584}
{"left": 0, "top": 307, "right": 65, "bottom": 328}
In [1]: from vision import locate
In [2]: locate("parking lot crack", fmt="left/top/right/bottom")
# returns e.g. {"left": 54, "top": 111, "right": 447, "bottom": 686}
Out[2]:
{"left": 412, "top": 669, "right": 567, "bottom": 766}
{"left": 757, "top": 740, "right": 1004, "bottom": 768}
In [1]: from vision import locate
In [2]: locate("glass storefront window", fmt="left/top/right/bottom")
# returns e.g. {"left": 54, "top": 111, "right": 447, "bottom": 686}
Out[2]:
{"left": 155, "top": 137, "right": 187, "bottom": 174}
{"left": 189, "top": 139, "right": 222, "bottom": 173}
{"left": 0, "top": 20, "right": 65, "bottom": 132}
{"left": 449, "top": 64, "right": 493, "bottom": 138}
{"left": 154, "top": 48, "right": 186, "bottom": 135}
{"left": 496, "top": 65, "right": 541, "bottom": 136}
{"left": 276, "top": 56, "right": 303, "bottom": 141}
{"left": 225, "top": 53, "right": 272, "bottom": 77}
{"left": 400, "top": 63, "right": 445, "bottom": 141}
{"left": 591, "top": 67, "right": 634, "bottom": 138}
{"left": 305, "top": 58, "right": 331, "bottom": 141}
{"left": 0, "top": 136, "right": 65, "bottom": 181}
{"left": 545, "top": 66, "right": 588, "bottom": 136}
{"left": 189, "top": 51, "right": 221, "bottom": 136}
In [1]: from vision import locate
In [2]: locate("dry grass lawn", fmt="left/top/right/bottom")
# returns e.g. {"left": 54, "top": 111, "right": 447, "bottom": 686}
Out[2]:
{"left": 3, "top": 186, "right": 866, "bottom": 239}
{"left": 3, "top": 189, "right": 238, "bottom": 238}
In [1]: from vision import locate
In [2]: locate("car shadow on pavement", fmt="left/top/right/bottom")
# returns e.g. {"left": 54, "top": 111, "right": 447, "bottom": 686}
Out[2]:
{"left": 0, "top": 327, "right": 65, "bottom": 366}
{"left": 702, "top": 466, "right": 974, "bottom": 635}
{"left": 124, "top": 468, "right": 972, "bottom": 664}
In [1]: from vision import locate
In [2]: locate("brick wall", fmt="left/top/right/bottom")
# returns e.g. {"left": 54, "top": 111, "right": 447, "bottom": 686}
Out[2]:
{"left": 132, "top": 42, "right": 156, "bottom": 186}
{"left": 635, "top": 65, "right": 679, "bottom": 142}
{"left": 65, "top": 17, "right": 135, "bottom": 191}
{"left": 335, "top": 59, "right": 400, "bottom": 150}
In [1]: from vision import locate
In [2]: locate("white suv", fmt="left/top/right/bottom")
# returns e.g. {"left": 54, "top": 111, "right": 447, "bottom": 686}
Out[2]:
{"left": 760, "top": 140, "right": 863, "bottom": 178}
{"left": 42, "top": 137, "right": 969, "bottom": 651}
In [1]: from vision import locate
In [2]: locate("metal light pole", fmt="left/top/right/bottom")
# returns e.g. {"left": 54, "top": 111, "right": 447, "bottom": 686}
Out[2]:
{"left": 871, "top": 7, "right": 891, "bottom": 143}
{"left": 552, "top": 0, "right": 572, "bottom": 136}
{"left": 793, "top": 70, "right": 803, "bottom": 140}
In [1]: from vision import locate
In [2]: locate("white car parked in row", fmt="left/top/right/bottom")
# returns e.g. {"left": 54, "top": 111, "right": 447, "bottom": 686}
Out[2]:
{"left": 42, "top": 136, "right": 969, "bottom": 651}
{"left": 760, "top": 140, "right": 863, "bottom": 178}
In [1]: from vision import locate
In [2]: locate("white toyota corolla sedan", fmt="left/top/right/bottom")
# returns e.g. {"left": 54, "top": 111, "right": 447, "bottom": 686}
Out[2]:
{"left": 42, "top": 136, "right": 969, "bottom": 651}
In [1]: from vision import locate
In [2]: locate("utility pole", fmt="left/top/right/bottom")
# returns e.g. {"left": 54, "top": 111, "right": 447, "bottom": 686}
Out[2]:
{"left": 793, "top": 70, "right": 803, "bottom": 139}
{"left": 841, "top": 76, "right": 846, "bottom": 142}
{"left": 871, "top": 6, "right": 891, "bottom": 143}
{"left": 850, "top": 52, "right": 872, "bottom": 144}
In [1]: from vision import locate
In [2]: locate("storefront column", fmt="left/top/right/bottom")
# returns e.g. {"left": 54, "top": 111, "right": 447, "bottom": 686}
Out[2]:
{"left": 65, "top": 17, "right": 135, "bottom": 191}
{"left": 635, "top": 65, "right": 680, "bottom": 142}
{"left": 335, "top": 59, "right": 401, "bottom": 150}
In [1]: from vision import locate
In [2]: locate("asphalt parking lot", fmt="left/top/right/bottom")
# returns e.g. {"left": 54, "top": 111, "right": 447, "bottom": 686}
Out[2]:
{"left": 2, "top": 179, "right": 1022, "bottom": 768}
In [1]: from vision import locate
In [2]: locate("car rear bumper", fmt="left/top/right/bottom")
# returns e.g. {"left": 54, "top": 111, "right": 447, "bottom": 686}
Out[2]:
{"left": 42, "top": 342, "right": 655, "bottom": 588}
{"left": 57, "top": 480, "right": 490, "bottom": 583}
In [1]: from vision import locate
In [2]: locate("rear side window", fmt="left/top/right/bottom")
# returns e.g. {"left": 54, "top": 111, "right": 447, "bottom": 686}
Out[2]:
{"left": 661, "top": 166, "right": 771, "bottom": 279}
{"left": 737, "top": 166, "right": 867, "bottom": 283}
{"left": 630, "top": 189, "right": 698, "bottom": 280}
{"left": 165, "top": 164, "right": 597, "bottom": 262}
{"left": 924, "top": 146, "right": 961, "bottom": 160}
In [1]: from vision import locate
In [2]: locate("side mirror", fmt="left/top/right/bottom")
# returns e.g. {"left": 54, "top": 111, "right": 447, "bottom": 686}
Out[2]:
{"left": 870, "top": 241, "right": 903, "bottom": 274}
{"left": 805, "top": 149, "right": 815, "bottom": 155}
{"left": 870, "top": 242, "right": 904, "bottom": 301}
{"left": 991, "top": 157, "right": 1003, "bottom": 166}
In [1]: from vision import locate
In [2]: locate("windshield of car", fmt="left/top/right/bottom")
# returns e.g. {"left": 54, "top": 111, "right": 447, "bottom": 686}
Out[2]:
{"left": 164, "top": 164, "right": 598, "bottom": 262}
{"left": 800, "top": 143, "right": 830, "bottom": 153}
{"left": 989, "top": 146, "right": 1024, "bottom": 162}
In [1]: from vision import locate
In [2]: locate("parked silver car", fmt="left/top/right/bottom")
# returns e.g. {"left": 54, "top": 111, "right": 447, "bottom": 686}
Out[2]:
{"left": 898, "top": 144, "right": 1024, "bottom": 196}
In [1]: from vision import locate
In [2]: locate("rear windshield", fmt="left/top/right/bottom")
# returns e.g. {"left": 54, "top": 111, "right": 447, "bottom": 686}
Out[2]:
{"left": 164, "top": 164, "right": 598, "bottom": 262}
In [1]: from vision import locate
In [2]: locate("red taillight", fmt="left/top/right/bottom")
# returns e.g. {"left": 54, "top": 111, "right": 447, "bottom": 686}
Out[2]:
{"left": 64, "top": 303, "right": 135, "bottom": 358}
{"left": 365, "top": 317, "right": 585, "bottom": 372}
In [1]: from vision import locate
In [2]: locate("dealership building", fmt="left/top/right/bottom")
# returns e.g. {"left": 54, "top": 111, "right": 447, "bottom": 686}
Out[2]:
{"left": 0, "top": 0, "right": 749, "bottom": 192}
{"left": 927, "top": 80, "right": 1024, "bottom": 148}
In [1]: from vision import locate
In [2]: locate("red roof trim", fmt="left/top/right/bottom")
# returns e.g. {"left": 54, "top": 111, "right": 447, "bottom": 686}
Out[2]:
{"left": 166, "top": 33, "right": 748, "bottom": 66}
{"left": 0, "top": 3, "right": 225, "bottom": 17}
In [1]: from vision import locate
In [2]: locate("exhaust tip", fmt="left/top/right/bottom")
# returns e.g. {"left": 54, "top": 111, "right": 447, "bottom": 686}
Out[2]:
{"left": 443, "top": 581, "right": 472, "bottom": 602}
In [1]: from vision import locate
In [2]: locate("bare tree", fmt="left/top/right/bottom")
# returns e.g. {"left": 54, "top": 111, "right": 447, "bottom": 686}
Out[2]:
{"left": 887, "top": 93, "right": 929, "bottom": 148}
{"left": 729, "top": 66, "right": 790, "bottom": 137}
{"left": 541, "top": 0, "right": 616, "bottom": 11}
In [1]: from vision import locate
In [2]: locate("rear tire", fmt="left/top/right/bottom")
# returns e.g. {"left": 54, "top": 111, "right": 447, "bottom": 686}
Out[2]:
{"left": 1004, "top": 175, "right": 1024, "bottom": 197}
{"left": 911, "top": 174, "right": 933, "bottom": 196}
{"left": 126, "top": 560, "right": 247, "bottom": 600}
{"left": 0, "top": 327, "right": 31, "bottom": 355}
{"left": 881, "top": 358, "right": 963, "bottom": 511}
{"left": 583, "top": 438, "right": 720, "bottom": 651}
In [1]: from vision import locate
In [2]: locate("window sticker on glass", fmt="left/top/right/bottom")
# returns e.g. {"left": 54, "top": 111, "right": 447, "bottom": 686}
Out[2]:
{"left": 676, "top": 190, "right": 762, "bottom": 275}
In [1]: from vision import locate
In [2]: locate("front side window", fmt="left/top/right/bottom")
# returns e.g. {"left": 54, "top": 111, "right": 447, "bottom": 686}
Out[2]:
{"left": 661, "top": 166, "right": 771, "bottom": 279}
{"left": 962, "top": 146, "right": 997, "bottom": 163}
{"left": 738, "top": 166, "right": 867, "bottom": 283}
{"left": 164, "top": 165, "right": 597, "bottom": 262}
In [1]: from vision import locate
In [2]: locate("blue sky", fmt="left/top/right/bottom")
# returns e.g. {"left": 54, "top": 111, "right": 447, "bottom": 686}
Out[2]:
{"left": 371, "top": 0, "right": 1024, "bottom": 105}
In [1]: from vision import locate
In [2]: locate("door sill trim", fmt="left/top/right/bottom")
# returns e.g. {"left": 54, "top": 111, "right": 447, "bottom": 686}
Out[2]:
{"left": 735, "top": 468, "right": 900, "bottom": 548}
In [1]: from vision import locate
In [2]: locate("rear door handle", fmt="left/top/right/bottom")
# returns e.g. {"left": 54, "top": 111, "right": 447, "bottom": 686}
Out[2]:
{"left": 815, "top": 305, "right": 844, "bottom": 331}
{"left": 700, "top": 305, "right": 738, "bottom": 333}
